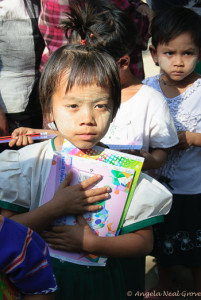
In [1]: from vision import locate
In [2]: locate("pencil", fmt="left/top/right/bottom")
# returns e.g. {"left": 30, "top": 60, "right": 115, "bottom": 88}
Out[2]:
{"left": 0, "top": 132, "right": 56, "bottom": 143}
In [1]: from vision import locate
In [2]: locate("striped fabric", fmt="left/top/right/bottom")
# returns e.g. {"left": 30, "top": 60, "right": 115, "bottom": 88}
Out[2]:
{"left": 0, "top": 216, "right": 57, "bottom": 295}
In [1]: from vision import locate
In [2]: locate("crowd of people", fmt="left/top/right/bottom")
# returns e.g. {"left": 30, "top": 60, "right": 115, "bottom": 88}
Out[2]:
{"left": 0, "top": 0, "right": 201, "bottom": 299}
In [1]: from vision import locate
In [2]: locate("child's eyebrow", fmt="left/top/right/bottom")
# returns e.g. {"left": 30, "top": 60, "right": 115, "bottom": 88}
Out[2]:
{"left": 62, "top": 96, "right": 111, "bottom": 102}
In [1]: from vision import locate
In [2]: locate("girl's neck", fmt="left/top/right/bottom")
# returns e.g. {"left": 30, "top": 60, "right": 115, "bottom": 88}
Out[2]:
{"left": 54, "top": 135, "right": 64, "bottom": 151}
{"left": 120, "top": 70, "right": 142, "bottom": 102}
{"left": 159, "top": 72, "right": 200, "bottom": 98}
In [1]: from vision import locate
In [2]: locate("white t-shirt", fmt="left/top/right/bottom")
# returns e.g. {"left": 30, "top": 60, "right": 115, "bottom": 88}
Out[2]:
{"left": 144, "top": 75, "right": 201, "bottom": 194}
{"left": 0, "top": 0, "right": 43, "bottom": 113}
{"left": 0, "top": 139, "right": 172, "bottom": 232}
{"left": 102, "top": 85, "right": 178, "bottom": 151}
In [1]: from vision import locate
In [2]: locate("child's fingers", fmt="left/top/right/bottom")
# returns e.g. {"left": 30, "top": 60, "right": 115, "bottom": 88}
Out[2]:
{"left": 27, "top": 136, "right": 34, "bottom": 145}
{"left": 84, "top": 185, "right": 111, "bottom": 199}
{"left": 84, "top": 192, "right": 110, "bottom": 207}
{"left": 84, "top": 203, "right": 103, "bottom": 212}
{"left": 15, "top": 135, "right": 24, "bottom": 146}
{"left": 21, "top": 135, "right": 32, "bottom": 146}
{"left": 8, "top": 137, "right": 18, "bottom": 147}
{"left": 79, "top": 174, "right": 102, "bottom": 189}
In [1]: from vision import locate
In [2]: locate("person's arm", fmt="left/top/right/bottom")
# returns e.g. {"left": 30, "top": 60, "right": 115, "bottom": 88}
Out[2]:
{"left": 125, "top": 148, "right": 167, "bottom": 170}
{"left": 141, "top": 148, "right": 167, "bottom": 170}
{"left": 0, "top": 106, "right": 9, "bottom": 136}
{"left": 41, "top": 216, "right": 153, "bottom": 257}
{"left": 176, "top": 131, "right": 201, "bottom": 149}
{"left": 9, "top": 127, "right": 60, "bottom": 147}
{"left": 1, "top": 172, "right": 111, "bottom": 233}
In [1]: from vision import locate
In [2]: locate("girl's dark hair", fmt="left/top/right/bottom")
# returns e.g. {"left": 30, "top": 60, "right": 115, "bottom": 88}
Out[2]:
{"left": 61, "top": 0, "right": 137, "bottom": 61}
{"left": 39, "top": 44, "right": 121, "bottom": 117}
{"left": 151, "top": 6, "right": 201, "bottom": 48}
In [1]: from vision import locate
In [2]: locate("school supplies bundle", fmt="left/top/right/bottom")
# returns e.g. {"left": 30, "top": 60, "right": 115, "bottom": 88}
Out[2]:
{"left": 42, "top": 140, "right": 144, "bottom": 266}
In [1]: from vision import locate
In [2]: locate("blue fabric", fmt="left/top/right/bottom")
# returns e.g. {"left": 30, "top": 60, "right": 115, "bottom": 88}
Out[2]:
{"left": 0, "top": 216, "right": 57, "bottom": 295}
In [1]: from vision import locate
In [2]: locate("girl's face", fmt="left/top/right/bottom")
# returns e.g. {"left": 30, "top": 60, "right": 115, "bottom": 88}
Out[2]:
{"left": 50, "top": 76, "right": 114, "bottom": 149}
{"left": 150, "top": 32, "right": 201, "bottom": 82}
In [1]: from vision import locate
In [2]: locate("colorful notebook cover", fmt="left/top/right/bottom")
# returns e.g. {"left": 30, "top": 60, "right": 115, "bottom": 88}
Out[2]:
{"left": 42, "top": 141, "right": 144, "bottom": 266}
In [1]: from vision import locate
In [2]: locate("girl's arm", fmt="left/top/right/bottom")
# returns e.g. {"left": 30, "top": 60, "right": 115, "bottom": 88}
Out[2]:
{"left": 42, "top": 216, "right": 153, "bottom": 257}
{"left": 1, "top": 172, "right": 111, "bottom": 233}
{"left": 141, "top": 148, "right": 167, "bottom": 170}
{"left": 176, "top": 131, "right": 201, "bottom": 149}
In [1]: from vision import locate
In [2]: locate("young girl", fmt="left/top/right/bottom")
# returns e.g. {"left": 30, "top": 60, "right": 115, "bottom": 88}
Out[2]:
{"left": 0, "top": 215, "right": 57, "bottom": 300}
{"left": 144, "top": 6, "right": 201, "bottom": 296}
{"left": 59, "top": 1, "right": 177, "bottom": 298}
{"left": 0, "top": 44, "right": 157, "bottom": 300}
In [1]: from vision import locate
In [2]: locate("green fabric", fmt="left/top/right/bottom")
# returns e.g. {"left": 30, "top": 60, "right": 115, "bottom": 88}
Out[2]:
{"left": 121, "top": 215, "right": 164, "bottom": 234}
{"left": 119, "top": 257, "right": 145, "bottom": 299}
{"left": 195, "top": 61, "right": 201, "bottom": 74}
{"left": 0, "top": 200, "right": 28, "bottom": 213}
{"left": 51, "top": 257, "right": 127, "bottom": 300}
{"left": 51, "top": 137, "right": 56, "bottom": 151}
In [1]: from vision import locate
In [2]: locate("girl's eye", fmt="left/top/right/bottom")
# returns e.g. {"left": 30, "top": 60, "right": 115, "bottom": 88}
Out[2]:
{"left": 67, "top": 104, "right": 78, "bottom": 109}
{"left": 184, "top": 52, "right": 193, "bottom": 56}
{"left": 165, "top": 52, "right": 173, "bottom": 56}
{"left": 95, "top": 104, "right": 108, "bottom": 109}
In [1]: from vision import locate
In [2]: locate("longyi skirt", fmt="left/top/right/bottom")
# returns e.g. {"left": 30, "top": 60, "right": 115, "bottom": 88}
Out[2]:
{"left": 152, "top": 193, "right": 201, "bottom": 267}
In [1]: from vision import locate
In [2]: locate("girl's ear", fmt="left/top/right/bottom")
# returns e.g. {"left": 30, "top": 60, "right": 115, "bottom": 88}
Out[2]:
{"left": 149, "top": 45, "right": 159, "bottom": 66}
{"left": 49, "top": 111, "right": 54, "bottom": 123}
{"left": 117, "top": 55, "right": 130, "bottom": 70}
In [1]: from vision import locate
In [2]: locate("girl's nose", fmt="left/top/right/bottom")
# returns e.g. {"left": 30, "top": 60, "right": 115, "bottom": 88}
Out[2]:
{"left": 174, "top": 55, "right": 184, "bottom": 66}
{"left": 80, "top": 108, "right": 95, "bottom": 126}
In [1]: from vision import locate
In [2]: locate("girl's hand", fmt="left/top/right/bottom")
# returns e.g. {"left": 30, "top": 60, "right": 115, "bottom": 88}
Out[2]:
{"left": 51, "top": 170, "right": 111, "bottom": 216}
{"left": 9, "top": 127, "right": 37, "bottom": 147}
{"left": 41, "top": 216, "right": 96, "bottom": 252}
{"left": 176, "top": 130, "right": 193, "bottom": 149}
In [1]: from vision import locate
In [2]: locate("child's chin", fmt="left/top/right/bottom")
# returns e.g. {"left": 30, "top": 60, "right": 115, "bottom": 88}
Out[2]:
{"left": 73, "top": 140, "right": 98, "bottom": 150}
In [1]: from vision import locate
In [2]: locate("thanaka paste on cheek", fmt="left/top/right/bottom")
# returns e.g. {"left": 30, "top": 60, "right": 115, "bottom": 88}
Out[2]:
{"left": 158, "top": 56, "right": 170, "bottom": 73}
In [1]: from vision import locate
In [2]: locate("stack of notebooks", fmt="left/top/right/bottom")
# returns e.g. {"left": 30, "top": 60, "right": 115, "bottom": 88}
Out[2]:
{"left": 42, "top": 140, "right": 144, "bottom": 266}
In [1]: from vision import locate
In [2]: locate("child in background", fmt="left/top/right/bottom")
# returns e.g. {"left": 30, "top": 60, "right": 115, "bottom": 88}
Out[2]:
{"left": 39, "top": 0, "right": 152, "bottom": 79}
{"left": 0, "top": 44, "right": 155, "bottom": 300}
{"left": 144, "top": 6, "right": 201, "bottom": 296}
{"left": 0, "top": 215, "right": 57, "bottom": 300}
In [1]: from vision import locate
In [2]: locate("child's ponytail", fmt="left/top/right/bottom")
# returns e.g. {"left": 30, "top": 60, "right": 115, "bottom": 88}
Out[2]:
{"left": 61, "top": 0, "right": 104, "bottom": 46}
{"left": 61, "top": 0, "right": 137, "bottom": 61}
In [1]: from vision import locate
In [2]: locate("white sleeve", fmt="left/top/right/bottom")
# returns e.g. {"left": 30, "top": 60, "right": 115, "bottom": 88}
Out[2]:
{"left": 121, "top": 172, "right": 172, "bottom": 234}
{"left": 0, "top": 150, "right": 31, "bottom": 212}
{"left": 149, "top": 91, "right": 178, "bottom": 149}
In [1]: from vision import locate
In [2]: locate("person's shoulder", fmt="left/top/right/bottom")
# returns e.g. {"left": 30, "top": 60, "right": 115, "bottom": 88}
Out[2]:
{"left": 18, "top": 139, "right": 53, "bottom": 159}
{"left": 140, "top": 83, "right": 166, "bottom": 105}
{"left": 143, "top": 74, "right": 160, "bottom": 88}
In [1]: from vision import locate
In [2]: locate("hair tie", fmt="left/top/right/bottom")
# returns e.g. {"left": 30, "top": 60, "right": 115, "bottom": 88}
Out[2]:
{"left": 80, "top": 39, "right": 86, "bottom": 45}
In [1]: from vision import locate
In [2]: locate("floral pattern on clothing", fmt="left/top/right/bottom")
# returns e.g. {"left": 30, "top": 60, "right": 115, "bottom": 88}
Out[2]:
{"left": 151, "top": 78, "right": 201, "bottom": 181}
